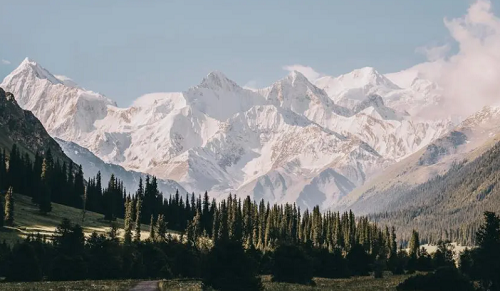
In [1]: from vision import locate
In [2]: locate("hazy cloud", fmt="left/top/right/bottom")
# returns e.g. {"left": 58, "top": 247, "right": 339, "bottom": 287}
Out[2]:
{"left": 243, "top": 80, "right": 258, "bottom": 89}
{"left": 416, "top": 44, "right": 451, "bottom": 61}
{"left": 432, "top": 0, "right": 500, "bottom": 118}
{"left": 282, "top": 65, "right": 324, "bottom": 82}
{"left": 1, "top": 59, "right": 11, "bottom": 65}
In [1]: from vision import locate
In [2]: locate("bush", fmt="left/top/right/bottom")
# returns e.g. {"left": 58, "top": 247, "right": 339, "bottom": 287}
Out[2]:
{"left": 396, "top": 267, "right": 474, "bottom": 291}
{"left": 346, "top": 244, "right": 371, "bottom": 276}
{"left": 271, "top": 244, "right": 314, "bottom": 285}
{"left": 312, "top": 248, "right": 350, "bottom": 279}
{"left": 6, "top": 242, "right": 42, "bottom": 282}
{"left": 50, "top": 255, "right": 87, "bottom": 281}
{"left": 202, "top": 240, "right": 262, "bottom": 291}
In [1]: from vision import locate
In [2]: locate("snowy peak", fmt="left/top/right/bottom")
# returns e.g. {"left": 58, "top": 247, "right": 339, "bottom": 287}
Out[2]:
{"left": 198, "top": 71, "right": 241, "bottom": 91}
{"left": 342, "top": 67, "right": 400, "bottom": 89}
{"left": 285, "top": 70, "right": 310, "bottom": 86}
{"left": 0, "top": 58, "right": 117, "bottom": 138}
{"left": 3, "top": 57, "right": 62, "bottom": 86}
{"left": 2, "top": 58, "right": 451, "bottom": 211}
{"left": 316, "top": 66, "right": 399, "bottom": 94}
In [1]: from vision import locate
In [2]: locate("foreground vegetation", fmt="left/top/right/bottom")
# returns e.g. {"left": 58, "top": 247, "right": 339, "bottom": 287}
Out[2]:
{"left": 0, "top": 274, "right": 414, "bottom": 291}
{"left": 0, "top": 280, "right": 138, "bottom": 291}
{"left": 1, "top": 143, "right": 500, "bottom": 290}
{"left": 0, "top": 193, "right": 152, "bottom": 245}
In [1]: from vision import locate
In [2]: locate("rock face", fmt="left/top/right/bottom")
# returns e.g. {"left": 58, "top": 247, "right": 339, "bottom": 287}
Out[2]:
{"left": 0, "top": 87, "right": 72, "bottom": 165}
{"left": 1, "top": 59, "right": 451, "bottom": 209}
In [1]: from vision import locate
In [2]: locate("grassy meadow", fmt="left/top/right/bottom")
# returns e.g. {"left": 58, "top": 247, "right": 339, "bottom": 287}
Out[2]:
{"left": 0, "top": 193, "right": 164, "bottom": 245}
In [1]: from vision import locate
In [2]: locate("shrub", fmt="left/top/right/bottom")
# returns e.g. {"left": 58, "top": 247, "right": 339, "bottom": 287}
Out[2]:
{"left": 396, "top": 267, "right": 474, "bottom": 291}
{"left": 202, "top": 240, "right": 262, "bottom": 291}
{"left": 346, "top": 244, "right": 371, "bottom": 276}
{"left": 271, "top": 244, "right": 314, "bottom": 285}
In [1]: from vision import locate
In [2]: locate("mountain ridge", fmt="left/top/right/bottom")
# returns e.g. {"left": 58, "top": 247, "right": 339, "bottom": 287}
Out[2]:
{"left": 1, "top": 58, "right": 450, "bottom": 209}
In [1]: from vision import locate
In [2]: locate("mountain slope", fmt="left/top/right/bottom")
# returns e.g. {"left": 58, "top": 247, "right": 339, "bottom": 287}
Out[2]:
{"left": 336, "top": 105, "right": 500, "bottom": 215}
{"left": 366, "top": 136, "right": 500, "bottom": 245}
{"left": 0, "top": 87, "right": 72, "bottom": 165}
{"left": 315, "top": 66, "right": 443, "bottom": 117}
{"left": 56, "top": 138, "right": 186, "bottom": 196}
{"left": 1, "top": 59, "right": 450, "bottom": 208}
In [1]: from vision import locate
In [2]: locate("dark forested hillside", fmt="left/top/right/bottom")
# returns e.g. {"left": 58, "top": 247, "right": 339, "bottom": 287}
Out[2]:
{"left": 368, "top": 140, "right": 500, "bottom": 245}
{"left": 0, "top": 87, "right": 72, "bottom": 164}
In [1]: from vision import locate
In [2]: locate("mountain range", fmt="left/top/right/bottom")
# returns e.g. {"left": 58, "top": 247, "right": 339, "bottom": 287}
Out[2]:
{"left": 0, "top": 58, "right": 464, "bottom": 210}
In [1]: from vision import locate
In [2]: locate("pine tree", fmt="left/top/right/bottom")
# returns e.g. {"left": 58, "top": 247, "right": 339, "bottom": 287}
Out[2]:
{"left": 475, "top": 211, "right": 500, "bottom": 290}
{"left": 149, "top": 215, "right": 156, "bottom": 241}
{"left": 134, "top": 196, "right": 142, "bottom": 242}
{"left": 408, "top": 230, "right": 420, "bottom": 258}
{"left": 156, "top": 214, "right": 167, "bottom": 242}
{"left": 72, "top": 165, "right": 85, "bottom": 208}
{"left": 4, "top": 187, "right": 13, "bottom": 226}
{"left": 39, "top": 158, "right": 52, "bottom": 214}
{"left": 123, "top": 197, "right": 133, "bottom": 244}
{"left": 0, "top": 195, "right": 3, "bottom": 227}
{"left": 103, "top": 175, "right": 116, "bottom": 220}
{"left": 0, "top": 150, "right": 6, "bottom": 191}
{"left": 187, "top": 210, "right": 201, "bottom": 245}
{"left": 31, "top": 152, "right": 42, "bottom": 204}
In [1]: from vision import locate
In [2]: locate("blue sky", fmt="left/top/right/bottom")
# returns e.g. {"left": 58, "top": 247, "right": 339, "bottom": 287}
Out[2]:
{"left": 0, "top": 0, "right": 487, "bottom": 106}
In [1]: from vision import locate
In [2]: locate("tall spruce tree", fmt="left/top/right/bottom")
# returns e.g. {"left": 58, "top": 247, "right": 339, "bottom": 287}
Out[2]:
{"left": 39, "top": 158, "right": 52, "bottom": 214}
{"left": 408, "top": 230, "right": 420, "bottom": 258}
{"left": 4, "top": 187, "right": 13, "bottom": 226}
{"left": 0, "top": 195, "right": 3, "bottom": 227}
{"left": 149, "top": 214, "right": 156, "bottom": 241}
{"left": 475, "top": 211, "right": 500, "bottom": 290}
{"left": 123, "top": 197, "right": 133, "bottom": 244}
{"left": 0, "top": 150, "right": 6, "bottom": 191}
{"left": 72, "top": 165, "right": 85, "bottom": 208}
{"left": 134, "top": 196, "right": 142, "bottom": 242}
{"left": 156, "top": 214, "right": 167, "bottom": 242}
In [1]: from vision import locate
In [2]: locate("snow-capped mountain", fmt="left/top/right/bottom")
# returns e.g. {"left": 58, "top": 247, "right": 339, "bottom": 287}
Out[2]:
{"left": 315, "top": 65, "right": 443, "bottom": 117}
{"left": 56, "top": 138, "right": 186, "bottom": 196}
{"left": 1, "top": 58, "right": 450, "bottom": 209}
{"left": 335, "top": 104, "right": 500, "bottom": 215}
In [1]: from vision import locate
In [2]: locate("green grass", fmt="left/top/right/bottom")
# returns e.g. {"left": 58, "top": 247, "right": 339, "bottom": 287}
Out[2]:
{"left": 156, "top": 273, "right": 414, "bottom": 291}
{"left": 0, "top": 273, "right": 414, "bottom": 291}
{"left": 159, "top": 279, "right": 201, "bottom": 291}
{"left": 0, "top": 279, "right": 138, "bottom": 291}
{"left": 262, "top": 273, "right": 414, "bottom": 290}
{"left": 0, "top": 193, "right": 156, "bottom": 245}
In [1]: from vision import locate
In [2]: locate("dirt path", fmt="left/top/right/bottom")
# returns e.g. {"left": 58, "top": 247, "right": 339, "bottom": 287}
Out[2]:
{"left": 129, "top": 280, "right": 160, "bottom": 291}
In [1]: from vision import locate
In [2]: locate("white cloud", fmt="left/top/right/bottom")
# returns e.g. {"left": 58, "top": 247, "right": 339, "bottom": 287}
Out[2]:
{"left": 415, "top": 0, "right": 500, "bottom": 119}
{"left": 243, "top": 80, "right": 258, "bottom": 89}
{"left": 1, "top": 59, "right": 11, "bottom": 65}
{"left": 415, "top": 44, "right": 451, "bottom": 61}
{"left": 282, "top": 65, "right": 324, "bottom": 82}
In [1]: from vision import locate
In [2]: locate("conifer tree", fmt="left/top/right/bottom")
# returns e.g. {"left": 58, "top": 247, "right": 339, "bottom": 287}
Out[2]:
{"left": 39, "top": 158, "right": 52, "bottom": 214}
{"left": 124, "top": 197, "right": 133, "bottom": 244}
{"left": 72, "top": 165, "right": 85, "bottom": 208}
{"left": 187, "top": 210, "right": 201, "bottom": 245}
{"left": 408, "top": 230, "right": 420, "bottom": 258}
{"left": 149, "top": 214, "right": 156, "bottom": 241}
{"left": 156, "top": 214, "right": 167, "bottom": 242}
{"left": 4, "top": 187, "right": 13, "bottom": 226}
{"left": 134, "top": 196, "right": 142, "bottom": 242}
{"left": 0, "top": 196, "right": 3, "bottom": 227}
{"left": 0, "top": 150, "right": 6, "bottom": 191}
{"left": 475, "top": 211, "right": 500, "bottom": 290}
{"left": 31, "top": 152, "right": 42, "bottom": 204}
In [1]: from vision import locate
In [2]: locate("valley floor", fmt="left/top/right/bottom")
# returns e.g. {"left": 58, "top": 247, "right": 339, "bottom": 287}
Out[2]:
{"left": 0, "top": 274, "right": 414, "bottom": 291}
{"left": 0, "top": 193, "right": 169, "bottom": 245}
